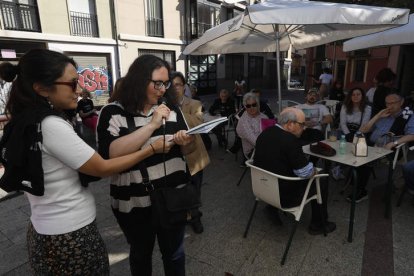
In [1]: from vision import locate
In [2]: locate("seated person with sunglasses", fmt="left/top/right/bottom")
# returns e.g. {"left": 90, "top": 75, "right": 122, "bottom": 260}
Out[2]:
{"left": 295, "top": 88, "right": 333, "bottom": 145}
{"left": 236, "top": 92, "right": 268, "bottom": 159}
{"left": 227, "top": 88, "right": 274, "bottom": 155}
{"left": 254, "top": 107, "right": 336, "bottom": 235}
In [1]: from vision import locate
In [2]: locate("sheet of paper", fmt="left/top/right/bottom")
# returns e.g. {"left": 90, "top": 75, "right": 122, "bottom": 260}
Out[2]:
{"left": 186, "top": 117, "right": 228, "bottom": 134}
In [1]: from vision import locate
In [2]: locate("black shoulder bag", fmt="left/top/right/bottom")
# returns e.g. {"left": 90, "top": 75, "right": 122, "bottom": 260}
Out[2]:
{"left": 345, "top": 110, "right": 364, "bottom": 142}
{"left": 125, "top": 116, "right": 202, "bottom": 229}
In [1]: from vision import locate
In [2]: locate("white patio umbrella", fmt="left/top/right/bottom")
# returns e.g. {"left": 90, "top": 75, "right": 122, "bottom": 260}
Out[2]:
{"left": 343, "top": 14, "right": 414, "bottom": 52}
{"left": 183, "top": 0, "right": 409, "bottom": 112}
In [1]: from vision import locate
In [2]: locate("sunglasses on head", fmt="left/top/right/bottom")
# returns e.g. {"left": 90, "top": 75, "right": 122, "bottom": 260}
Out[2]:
{"left": 53, "top": 80, "right": 78, "bottom": 92}
{"left": 245, "top": 103, "right": 257, "bottom": 108}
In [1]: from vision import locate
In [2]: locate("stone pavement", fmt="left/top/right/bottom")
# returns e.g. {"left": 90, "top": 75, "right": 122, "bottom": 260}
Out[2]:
{"left": 1, "top": 88, "right": 414, "bottom": 275}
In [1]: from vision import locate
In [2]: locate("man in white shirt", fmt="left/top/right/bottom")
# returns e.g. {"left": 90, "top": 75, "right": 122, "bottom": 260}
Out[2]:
{"left": 296, "top": 89, "right": 333, "bottom": 131}
{"left": 314, "top": 68, "right": 333, "bottom": 99}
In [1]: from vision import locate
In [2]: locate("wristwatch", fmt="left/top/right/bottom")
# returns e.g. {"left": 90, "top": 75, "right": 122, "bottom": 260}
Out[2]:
{"left": 393, "top": 140, "right": 399, "bottom": 146}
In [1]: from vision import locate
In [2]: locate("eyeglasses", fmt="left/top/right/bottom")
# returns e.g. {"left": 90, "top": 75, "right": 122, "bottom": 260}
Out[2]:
{"left": 173, "top": 83, "right": 184, "bottom": 88}
{"left": 245, "top": 103, "right": 258, "bottom": 109}
{"left": 149, "top": 79, "right": 171, "bottom": 90}
{"left": 53, "top": 80, "right": 78, "bottom": 92}
{"left": 293, "top": 121, "right": 306, "bottom": 128}
{"left": 385, "top": 100, "right": 401, "bottom": 105}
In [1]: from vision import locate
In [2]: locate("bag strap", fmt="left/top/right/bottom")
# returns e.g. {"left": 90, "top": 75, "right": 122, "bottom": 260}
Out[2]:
{"left": 359, "top": 109, "right": 364, "bottom": 126}
{"left": 125, "top": 115, "right": 155, "bottom": 191}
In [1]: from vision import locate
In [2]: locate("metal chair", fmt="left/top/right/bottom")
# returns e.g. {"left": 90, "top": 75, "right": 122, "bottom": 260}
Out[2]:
{"left": 243, "top": 160, "right": 329, "bottom": 265}
{"left": 397, "top": 145, "right": 413, "bottom": 207}
{"left": 236, "top": 149, "right": 255, "bottom": 186}
{"left": 340, "top": 142, "right": 407, "bottom": 194}
{"left": 225, "top": 113, "right": 237, "bottom": 151}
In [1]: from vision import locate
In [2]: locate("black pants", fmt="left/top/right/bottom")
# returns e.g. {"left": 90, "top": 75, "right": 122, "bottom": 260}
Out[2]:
{"left": 355, "top": 165, "right": 372, "bottom": 192}
{"left": 212, "top": 124, "right": 227, "bottom": 147}
{"left": 114, "top": 208, "right": 185, "bottom": 276}
{"left": 279, "top": 177, "right": 329, "bottom": 224}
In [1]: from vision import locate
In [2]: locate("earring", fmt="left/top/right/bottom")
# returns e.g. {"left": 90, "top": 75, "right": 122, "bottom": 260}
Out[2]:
{"left": 47, "top": 97, "right": 54, "bottom": 109}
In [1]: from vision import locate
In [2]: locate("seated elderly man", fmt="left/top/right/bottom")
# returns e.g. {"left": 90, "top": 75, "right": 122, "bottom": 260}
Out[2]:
{"left": 295, "top": 88, "right": 333, "bottom": 145}
{"left": 352, "top": 93, "right": 414, "bottom": 202}
{"left": 236, "top": 92, "right": 268, "bottom": 158}
{"left": 254, "top": 107, "right": 336, "bottom": 235}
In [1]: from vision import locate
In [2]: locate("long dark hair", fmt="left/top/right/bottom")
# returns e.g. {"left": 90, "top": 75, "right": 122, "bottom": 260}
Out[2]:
{"left": 344, "top": 87, "right": 366, "bottom": 114}
{"left": 0, "top": 49, "right": 76, "bottom": 118}
{"left": 108, "top": 77, "right": 124, "bottom": 103}
{"left": 117, "top": 55, "right": 170, "bottom": 114}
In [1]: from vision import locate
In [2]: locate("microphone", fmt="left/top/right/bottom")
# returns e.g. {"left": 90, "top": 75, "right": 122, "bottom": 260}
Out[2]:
{"left": 158, "top": 97, "right": 167, "bottom": 126}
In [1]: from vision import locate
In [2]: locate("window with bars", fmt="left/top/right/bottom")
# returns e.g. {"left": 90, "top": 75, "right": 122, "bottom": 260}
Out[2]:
{"left": 353, "top": 59, "right": 366, "bottom": 82}
{"left": 249, "top": 56, "right": 263, "bottom": 78}
{"left": 188, "top": 55, "right": 216, "bottom": 95}
{"left": 138, "top": 49, "right": 175, "bottom": 71}
{"left": 68, "top": 0, "right": 99, "bottom": 37}
{"left": 0, "top": 0, "right": 41, "bottom": 32}
{"left": 145, "top": 0, "right": 164, "bottom": 37}
{"left": 315, "top": 45, "right": 325, "bottom": 60}
{"left": 189, "top": 0, "right": 220, "bottom": 39}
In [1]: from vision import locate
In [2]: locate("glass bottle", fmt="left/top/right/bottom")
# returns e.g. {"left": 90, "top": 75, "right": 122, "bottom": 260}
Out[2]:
{"left": 339, "top": 134, "right": 346, "bottom": 155}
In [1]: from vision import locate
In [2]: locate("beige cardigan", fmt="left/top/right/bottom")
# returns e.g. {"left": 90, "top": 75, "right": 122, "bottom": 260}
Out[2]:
{"left": 180, "top": 97, "right": 210, "bottom": 175}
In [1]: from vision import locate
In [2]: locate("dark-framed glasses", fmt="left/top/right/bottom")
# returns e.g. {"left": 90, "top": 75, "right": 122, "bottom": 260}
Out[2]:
{"left": 245, "top": 103, "right": 258, "bottom": 109}
{"left": 53, "top": 80, "right": 78, "bottom": 92}
{"left": 149, "top": 79, "right": 171, "bottom": 90}
{"left": 293, "top": 121, "right": 306, "bottom": 128}
{"left": 385, "top": 100, "right": 401, "bottom": 105}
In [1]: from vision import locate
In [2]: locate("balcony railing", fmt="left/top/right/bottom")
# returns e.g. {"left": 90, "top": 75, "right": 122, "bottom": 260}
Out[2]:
{"left": 146, "top": 17, "right": 163, "bottom": 37}
{"left": 0, "top": 1, "right": 41, "bottom": 32}
{"left": 191, "top": 22, "right": 213, "bottom": 38}
{"left": 70, "top": 11, "right": 98, "bottom": 37}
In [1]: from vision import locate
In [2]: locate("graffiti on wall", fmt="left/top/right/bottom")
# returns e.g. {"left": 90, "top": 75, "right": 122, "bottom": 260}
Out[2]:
{"left": 77, "top": 65, "right": 110, "bottom": 106}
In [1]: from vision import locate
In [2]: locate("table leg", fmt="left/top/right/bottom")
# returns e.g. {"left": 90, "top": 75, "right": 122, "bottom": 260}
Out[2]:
{"left": 348, "top": 168, "right": 358, "bottom": 243}
{"left": 385, "top": 155, "right": 394, "bottom": 218}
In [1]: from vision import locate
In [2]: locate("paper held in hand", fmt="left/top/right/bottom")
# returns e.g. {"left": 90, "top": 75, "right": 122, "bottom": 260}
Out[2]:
{"left": 186, "top": 117, "right": 228, "bottom": 134}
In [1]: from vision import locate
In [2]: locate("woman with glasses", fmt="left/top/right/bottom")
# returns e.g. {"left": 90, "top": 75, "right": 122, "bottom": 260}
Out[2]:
{"left": 236, "top": 92, "right": 268, "bottom": 159}
{"left": 0, "top": 49, "right": 172, "bottom": 275}
{"left": 97, "top": 55, "right": 194, "bottom": 276}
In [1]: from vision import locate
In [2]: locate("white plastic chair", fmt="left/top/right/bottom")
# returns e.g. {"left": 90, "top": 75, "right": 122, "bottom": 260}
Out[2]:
{"left": 278, "top": 100, "right": 301, "bottom": 110}
{"left": 392, "top": 142, "right": 408, "bottom": 170}
{"left": 243, "top": 160, "right": 329, "bottom": 265}
{"left": 316, "top": 99, "right": 340, "bottom": 117}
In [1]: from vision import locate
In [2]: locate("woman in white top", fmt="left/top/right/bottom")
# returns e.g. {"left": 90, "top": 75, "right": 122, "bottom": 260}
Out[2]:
{"left": 340, "top": 87, "right": 372, "bottom": 141}
{"left": 0, "top": 49, "right": 173, "bottom": 275}
{"left": 236, "top": 92, "right": 268, "bottom": 157}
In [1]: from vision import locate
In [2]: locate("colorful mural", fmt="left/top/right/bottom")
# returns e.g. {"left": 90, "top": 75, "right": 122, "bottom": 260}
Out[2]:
{"left": 77, "top": 65, "right": 110, "bottom": 106}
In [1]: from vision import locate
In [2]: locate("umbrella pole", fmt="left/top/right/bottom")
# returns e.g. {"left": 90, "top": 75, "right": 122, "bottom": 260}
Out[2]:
{"left": 275, "top": 29, "right": 282, "bottom": 114}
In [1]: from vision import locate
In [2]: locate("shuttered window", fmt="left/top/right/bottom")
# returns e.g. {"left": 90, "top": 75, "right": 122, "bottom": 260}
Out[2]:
{"left": 68, "top": 53, "right": 111, "bottom": 107}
